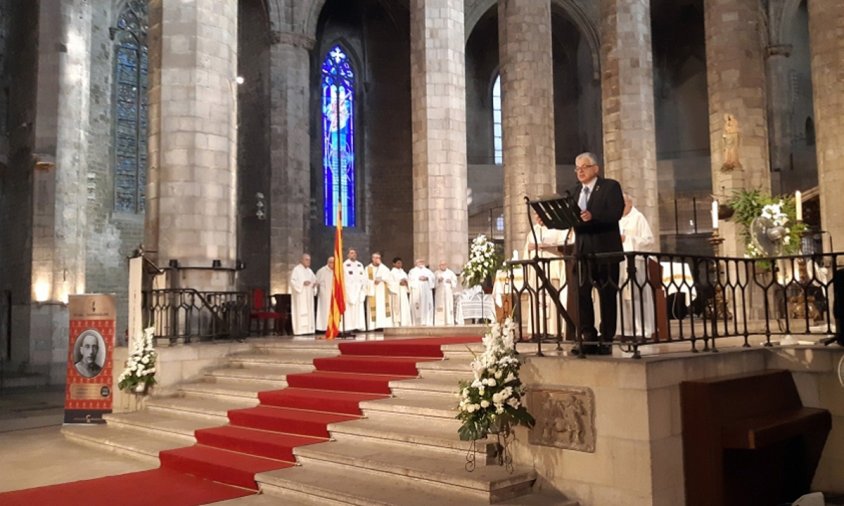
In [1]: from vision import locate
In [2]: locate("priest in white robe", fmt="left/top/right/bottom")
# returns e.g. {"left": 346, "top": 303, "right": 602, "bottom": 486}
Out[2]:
{"left": 314, "top": 256, "right": 334, "bottom": 332}
{"left": 388, "top": 257, "right": 412, "bottom": 327}
{"left": 366, "top": 252, "right": 393, "bottom": 330}
{"left": 434, "top": 261, "right": 458, "bottom": 326}
{"left": 343, "top": 249, "right": 367, "bottom": 331}
{"left": 618, "top": 193, "right": 657, "bottom": 340}
{"left": 408, "top": 259, "right": 435, "bottom": 326}
{"left": 290, "top": 254, "right": 316, "bottom": 335}
{"left": 523, "top": 214, "right": 571, "bottom": 336}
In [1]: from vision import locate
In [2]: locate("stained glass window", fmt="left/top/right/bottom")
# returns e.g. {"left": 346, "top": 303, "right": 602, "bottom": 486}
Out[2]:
{"left": 113, "top": 0, "right": 148, "bottom": 213}
{"left": 322, "top": 45, "right": 356, "bottom": 227}
{"left": 492, "top": 74, "right": 503, "bottom": 165}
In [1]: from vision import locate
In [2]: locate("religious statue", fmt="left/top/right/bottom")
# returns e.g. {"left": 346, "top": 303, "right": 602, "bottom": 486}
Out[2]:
{"left": 721, "top": 113, "right": 742, "bottom": 172}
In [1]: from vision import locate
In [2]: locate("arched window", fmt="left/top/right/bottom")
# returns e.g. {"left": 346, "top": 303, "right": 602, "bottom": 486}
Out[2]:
{"left": 321, "top": 45, "right": 356, "bottom": 227}
{"left": 492, "top": 73, "right": 503, "bottom": 165}
{"left": 112, "top": 0, "right": 148, "bottom": 214}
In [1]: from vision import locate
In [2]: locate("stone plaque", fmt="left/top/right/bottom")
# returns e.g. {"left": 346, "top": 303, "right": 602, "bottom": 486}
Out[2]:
{"left": 528, "top": 387, "right": 596, "bottom": 453}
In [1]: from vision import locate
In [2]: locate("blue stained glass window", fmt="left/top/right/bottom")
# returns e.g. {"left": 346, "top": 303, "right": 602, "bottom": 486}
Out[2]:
{"left": 322, "top": 45, "right": 356, "bottom": 227}
{"left": 113, "top": 0, "right": 148, "bottom": 213}
{"left": 492, "top": 74, "right": 503, "bottom": 165}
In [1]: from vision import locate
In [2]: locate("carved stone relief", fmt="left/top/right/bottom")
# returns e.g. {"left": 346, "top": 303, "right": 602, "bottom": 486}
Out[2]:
{"left": 528, "top": 386, "right": 595, "bottom": 453}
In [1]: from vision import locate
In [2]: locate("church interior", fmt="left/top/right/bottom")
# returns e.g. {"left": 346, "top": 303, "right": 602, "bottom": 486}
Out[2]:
{"left": 0, "top": 0, "right": 843, "bottom": 505}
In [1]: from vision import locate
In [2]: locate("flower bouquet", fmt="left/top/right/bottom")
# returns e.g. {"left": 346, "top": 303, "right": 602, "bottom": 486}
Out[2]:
{"left": 461, "top": 234, "right": 502, "bottom": 289}
{"left": 118, "top": 327, "right": 157, "bottom": 394}
{"left": 457, "top": 318, "right": 535, "bottom": 442}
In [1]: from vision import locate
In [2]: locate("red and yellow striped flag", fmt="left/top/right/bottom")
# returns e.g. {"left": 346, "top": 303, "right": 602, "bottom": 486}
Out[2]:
{"left": 326, "top": 206, "right": 346, "bottom": 339}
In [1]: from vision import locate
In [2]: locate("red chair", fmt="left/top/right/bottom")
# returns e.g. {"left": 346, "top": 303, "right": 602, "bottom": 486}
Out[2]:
{"left": 249, "top": 288, "right": 286, "bottom": 335}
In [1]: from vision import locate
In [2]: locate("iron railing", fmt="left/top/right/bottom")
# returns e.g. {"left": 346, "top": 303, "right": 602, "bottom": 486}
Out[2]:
{"left": 143, "top": 288, "right": 249, "bottom": 345}
{"left": 507, "top": 251, "right": 841, "bottom": 358}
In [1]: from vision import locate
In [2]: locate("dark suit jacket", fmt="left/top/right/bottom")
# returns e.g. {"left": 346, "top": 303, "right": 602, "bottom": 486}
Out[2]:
{"left": 570, "top": 176, "right": 625, "bottom": 256}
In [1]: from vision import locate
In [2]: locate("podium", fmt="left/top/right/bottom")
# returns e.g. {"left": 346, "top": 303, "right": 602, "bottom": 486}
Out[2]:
{"left": 521, "top": 195, "right": 584, "bottom": 340}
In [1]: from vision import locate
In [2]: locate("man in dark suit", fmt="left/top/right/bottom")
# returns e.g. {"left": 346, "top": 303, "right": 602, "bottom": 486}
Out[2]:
{"left": 570, "top": 152, "right": 625, "bottom": 354}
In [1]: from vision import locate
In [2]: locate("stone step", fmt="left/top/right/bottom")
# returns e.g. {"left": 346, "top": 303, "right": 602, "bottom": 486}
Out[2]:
{"left": 103, "top": 410, "right": 215, "bottom": 443}
{"left": 290, "top": 438, "right": 536, "bottom": 502}
{"left": 146, "top": 394, "right": 256, "bottom": 423}
{"left": 327, "top": 414, "right": 481, "bottom": 456}
{"left": 253, "top": 340, "right": 340, "bottom": 353}
{"left": 205, "top": 365, "right": 306, "bottom": 387}
{"left": 416, "top": 357, "right": 473, "bottom": 373}
{"left": 229, "top": 350, "right": 334, "bottom": 367}
{"left": 257, "top": 462, "right": 486, "bottom": 506}
{"left": 389, "top": 372, "right": 468, "bottom": 397}
{"left": 360, "top": 393, "right": 457, "bottom": 419}
{"left": 179, "top": 380, "right": 275, "bottom": 402}
{"left": 62, "top": 424, "right": 187, "bottom": 464}
{"left": 214, "top": 492, "right": 333, "bottom": 506}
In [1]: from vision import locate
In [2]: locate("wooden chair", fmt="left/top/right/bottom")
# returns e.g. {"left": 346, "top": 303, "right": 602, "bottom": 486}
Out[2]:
{"left": 249, "top": 288, "right": 286, "bottom": 336}
{"left": 681, "top": 370, "right": 831, "bottom": 506}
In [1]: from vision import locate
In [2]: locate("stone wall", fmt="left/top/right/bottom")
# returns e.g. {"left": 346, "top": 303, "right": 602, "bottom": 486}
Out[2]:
{"left": 237, "top": 0, "right": 272, "bottom": 291}
{"left": 0, "top": 0, "right": 38, "bottom": 366}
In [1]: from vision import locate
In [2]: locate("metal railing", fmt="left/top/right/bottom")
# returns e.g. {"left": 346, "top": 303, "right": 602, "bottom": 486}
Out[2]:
{"left": 506, "top": 251, "right": 841, "bottom": 358}
{"left": 143, "top": 288, "right": 249, "bottom": 345}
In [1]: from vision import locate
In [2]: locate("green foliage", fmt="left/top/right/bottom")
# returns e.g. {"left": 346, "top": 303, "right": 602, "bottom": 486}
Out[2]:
{"left": 727, "top": 189, "right": 806, "bottom": 258}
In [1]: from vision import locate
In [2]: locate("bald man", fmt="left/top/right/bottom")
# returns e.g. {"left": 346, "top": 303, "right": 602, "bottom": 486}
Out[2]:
{"left": 290, "top": 254, "right": 316, "bottom": 335}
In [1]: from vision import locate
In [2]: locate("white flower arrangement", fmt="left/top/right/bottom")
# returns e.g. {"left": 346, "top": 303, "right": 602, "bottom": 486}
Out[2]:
{"left": 456, "top": 318, "right": 535, "bottom": 441}
{"left": 461, "top": 234, "right": 502, "bottom": 288}
{"left": 118, "top": 327, "right": 157, "bottom": 394}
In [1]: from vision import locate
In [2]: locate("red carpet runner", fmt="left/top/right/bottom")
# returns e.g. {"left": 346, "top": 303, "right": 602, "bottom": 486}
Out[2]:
{"left": 0, "top": 335, "right": 479, "bottom": 506}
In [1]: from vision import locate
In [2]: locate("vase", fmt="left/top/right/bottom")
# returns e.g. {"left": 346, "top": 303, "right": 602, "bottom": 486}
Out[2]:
{"left": 134, "top": 382, "right": 149, "bottom": 394}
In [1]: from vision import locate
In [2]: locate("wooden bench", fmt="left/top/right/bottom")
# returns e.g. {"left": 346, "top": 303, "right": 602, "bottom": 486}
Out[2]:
{"left": 681, "top": 370, "right": 831, "bottom": 506}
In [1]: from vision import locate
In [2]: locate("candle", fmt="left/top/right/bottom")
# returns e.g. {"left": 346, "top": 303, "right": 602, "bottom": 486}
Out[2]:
{"left": 711, "top": 200, "right": 719, "bottom": 230}
{"left": 795, "top": 191, "right": 803, "bottom": 222}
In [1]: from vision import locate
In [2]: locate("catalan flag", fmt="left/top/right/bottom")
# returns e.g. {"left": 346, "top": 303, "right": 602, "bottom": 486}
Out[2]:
{"left": 326, "top": 206, "right": 346, "bottom": 339}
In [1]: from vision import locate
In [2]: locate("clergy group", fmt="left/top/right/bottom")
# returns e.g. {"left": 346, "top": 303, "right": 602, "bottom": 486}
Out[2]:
{"left": 288, "top": 249, "right": 460, "bottom": 335}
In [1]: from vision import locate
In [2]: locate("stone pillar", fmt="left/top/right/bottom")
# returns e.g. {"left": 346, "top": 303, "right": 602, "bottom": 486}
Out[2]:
{"left": 766, "top": 44, "right": 793, "bottom": 193}
{"left": 268, "top": 32, "right": 312, "bottom": 295}
{"left": 25, "top": 0, "right": 93, "bottom": 382}
{"left": 410, "top": 0, "right": 469, "bottom": 268}
{"left": 807, "top": 0, "right": 844, "bottom": 253}
{"left": 599, "top": 0, "right": 659, "bottom": 233}
{"left": 704, "top": 0, "right": 771, "bottom": 257}
{"left": 147, "top": 0, "right": 239, "bottom": 290}
{"left": 498, "top": 0, "right": 555, "bottom": 256}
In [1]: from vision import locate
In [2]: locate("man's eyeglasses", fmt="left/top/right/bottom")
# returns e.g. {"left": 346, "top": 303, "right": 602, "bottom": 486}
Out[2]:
{"left": 574, "top": 164, "right": 596, "bottom": 171}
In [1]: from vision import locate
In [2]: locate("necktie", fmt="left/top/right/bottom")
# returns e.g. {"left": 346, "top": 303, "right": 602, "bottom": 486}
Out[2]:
{"left": 579, "top": 186, "right": 590, "bottom": 211}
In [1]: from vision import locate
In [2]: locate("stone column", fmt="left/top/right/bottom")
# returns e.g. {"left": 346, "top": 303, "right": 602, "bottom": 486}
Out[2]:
{"left": 703, "top": 0, "right": 771, "bottom": 257}
{"left": 498, "top": 0, "right": 555, "bottom": 256}
{"left": 268, "top": 32, "right": 312, "bottom": 295}
{"left": 147, "top": 0, "right": 239, "bottom": 291}
{"left": 599, "top": 0, "right": 659, "bottom": 233}
{"left": 766, "top": 44, "right": 793, "bottom": 193}
{"left": 807, "top": 0, "right": 844, "bottom": 253}
{"left": 410, "top": 0, "right": 469, "bottom": 268}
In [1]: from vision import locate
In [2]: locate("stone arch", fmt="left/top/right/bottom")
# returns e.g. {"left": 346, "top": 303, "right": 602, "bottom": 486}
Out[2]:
{"left": 465, "top": 0, "right": 600, "bottom": 78}
{"left": 304, "top": 0, "right": 330, "bottom": 39}
{"left": 774, "top": 0, "right": 803, "bottom": 47}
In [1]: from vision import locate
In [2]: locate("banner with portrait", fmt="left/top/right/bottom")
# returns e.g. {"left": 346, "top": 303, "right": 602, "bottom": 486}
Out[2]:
{"left": 64, "top": 294, "right": 115, "bottom": 424}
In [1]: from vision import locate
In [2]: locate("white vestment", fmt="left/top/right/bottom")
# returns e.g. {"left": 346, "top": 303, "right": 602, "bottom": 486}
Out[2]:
{"left": 408, "top": 266, "right": 435, "bottom": 326}
{"left": 619, "top": 207, "right": 655, "bottom": 253}
{"left": 523, "top": 225, "right": 570, "bottom": 335}
{"left": 618, "top": 206, "right": 657, "bottom": 339}
{"left": 434, "top": 268, "right": 458, "bottom": 325}
{"left": 388, "top": 268, "right": 412, "bottom": 326}
{"left": 366, "top": 263, "right": 393, "bottom": 329}
{"left": 314, "top": 265, "right": 334, "bottom": 331}
{"left": 290, "top": 264, "right": 316, "bottom": 335}
{"left": 343, "top": 259, "right": 367, "bottom": 331}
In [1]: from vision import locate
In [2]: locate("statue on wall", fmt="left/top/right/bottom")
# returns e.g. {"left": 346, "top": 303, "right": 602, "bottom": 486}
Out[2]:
{"left": 721, "top": 113, "right": 742, "bottom": 172}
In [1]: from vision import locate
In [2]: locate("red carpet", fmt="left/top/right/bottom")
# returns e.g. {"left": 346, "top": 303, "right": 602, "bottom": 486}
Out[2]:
{"left": 0, "top": 468, "right": 252, "bottom": 506}
{"left": 0, "top": 335, "right": 480, "bottom": 504}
